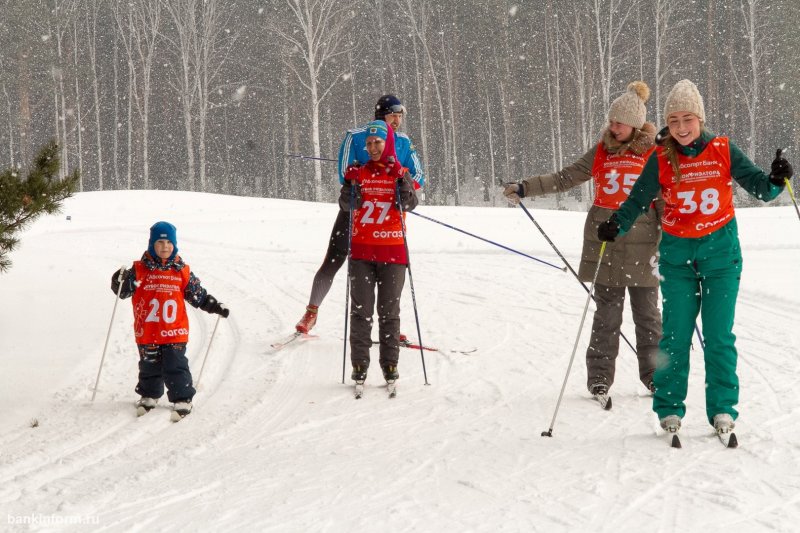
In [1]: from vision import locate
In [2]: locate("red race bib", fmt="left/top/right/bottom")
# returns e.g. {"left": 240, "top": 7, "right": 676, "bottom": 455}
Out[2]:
{"left": 657, "top": 137, "right": 734, "bottom": 238}
{"left": 592, "top": 143, "right": 654, "bottom": 210}
{"left": 350, "top": 164, "right": 408, "bottom": 264}
{"left": 132, "top": 262, "right": 191, "bottom": 344}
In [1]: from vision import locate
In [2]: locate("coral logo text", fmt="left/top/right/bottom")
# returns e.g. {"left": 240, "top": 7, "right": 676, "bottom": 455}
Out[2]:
{"left": 161, "top": 328, "right": 189, "bottom": 338}
{"left": 373, "top": 230, "right": 403, "bottom": 239}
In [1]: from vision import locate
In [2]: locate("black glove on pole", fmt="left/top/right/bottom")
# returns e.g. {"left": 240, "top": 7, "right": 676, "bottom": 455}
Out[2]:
{"left": 597, "top": 215, "right": 621, "bottom": 242}
{"left": 769, "top": 149, "right": 793, "bottom": 185}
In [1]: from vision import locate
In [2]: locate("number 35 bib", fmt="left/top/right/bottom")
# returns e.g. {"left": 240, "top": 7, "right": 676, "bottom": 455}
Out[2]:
{"left": 657, "top": 137, "right": 734, "bottom": 238}
{"left": 592, "top": 143, "right": 653, "bottom": 210}
{"left": 132, "top": 262, "right": 191, "bottom": 344}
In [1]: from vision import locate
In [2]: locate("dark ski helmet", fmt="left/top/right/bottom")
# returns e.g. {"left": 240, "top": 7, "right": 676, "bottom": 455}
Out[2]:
{"left": 374, "top": 95, "right": 406, "bottom": 120}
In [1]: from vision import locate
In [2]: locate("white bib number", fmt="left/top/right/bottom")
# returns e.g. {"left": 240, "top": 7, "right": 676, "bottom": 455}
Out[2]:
{"left": 602, "top": 172, "right": 639, "bottom": 195}
{"left": 677, "top": 188, "right": 720, "bottom": 215}
{"left": 359, "top": 201, "right": 392, "bottom": 224}
{"left": 145, "top": 299, "right": 178, "bottom": 324}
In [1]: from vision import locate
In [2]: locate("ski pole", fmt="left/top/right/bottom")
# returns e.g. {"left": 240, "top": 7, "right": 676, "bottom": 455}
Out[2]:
{"left": 775, "top": 149, "right": 800, "bottom": 222}
{"left": 542, "top": 242, "right": 607, "bottom": 437}
{"left": 285, "top": 153, "right": 337, "bottom": 162}
{"left": 397, "top": 180, "right": 430, "bottom": 385}
{"left": 341, "top": 183, "right": 356, "bottom": 384}
{"left": 517, "top": 202, "right": 638, "bottom": 357}
{"left": 694, "top": 324, "right": 705, "bottom": 350}
{"left": 92, "top": 267, "right": 126, "bottom": 401}
{"left": 408, "top": 210, "right": 564, "bottom": 271}
{"left": 194, "top": 314, "right": 222, "bottom": 389}
{"left": 783, "top": 177, "right": 800, "bottom": 221}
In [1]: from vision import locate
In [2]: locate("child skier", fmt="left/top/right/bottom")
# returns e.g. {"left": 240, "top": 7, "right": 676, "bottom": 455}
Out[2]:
{"left": 597, "top": 79, "right": 790, "bottom": 444}
{"left": 110, "top": 221, "right": 230, "bottom": 420}
{"left": 339, "top": 121, "right": 418, "bottom": 392}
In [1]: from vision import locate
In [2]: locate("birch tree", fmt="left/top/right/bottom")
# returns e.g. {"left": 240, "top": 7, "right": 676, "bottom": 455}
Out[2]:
{"left": 268, "top": 0, "right": 357, "bottom": 201}
{"left": 730, "top": 0, "right": 771, "bottom": 159}
{"left": 650, "top": 0, "right": 682, "bottom": 122}
{"left": 113, "top": 0, "right": 161, "bottom": 189}
{"left": 589, "top": 0, "right": 640, "bottom": 123}
{"left": 85, "top": 0, "right": 104, "bottom": 189}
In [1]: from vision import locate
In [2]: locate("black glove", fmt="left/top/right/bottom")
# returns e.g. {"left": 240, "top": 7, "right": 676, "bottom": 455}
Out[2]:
{"left": 597, "top": 215, "right": 621, "bottom": 242}
{"left": 110, "top": 268, "right": 135, "bottom": 297}
{"left": 769, "top": 149, "right": 793, "bottom": 185}
{"left": 338, "top": 181, "right": 361, "bottom": 211}
{"left": 201, "top": 295, "right": 230, "bottom": 318}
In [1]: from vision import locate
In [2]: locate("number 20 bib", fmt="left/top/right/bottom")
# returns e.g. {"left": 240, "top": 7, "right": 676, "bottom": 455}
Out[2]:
{"left": 132, "top": 262, "right": 191, "bottom": 344}
{"left": 657, "top": 137, "right": 734, "bottom": 238}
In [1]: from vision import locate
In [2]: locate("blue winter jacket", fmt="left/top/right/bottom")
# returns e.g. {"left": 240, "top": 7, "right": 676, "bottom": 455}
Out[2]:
{"left": 337, "top": 126, "right": 424, "bottom": 188}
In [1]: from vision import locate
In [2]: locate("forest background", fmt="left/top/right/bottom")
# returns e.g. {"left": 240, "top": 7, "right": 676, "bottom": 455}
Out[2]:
{"left": 1, "top": 0, "right": 798, "bottom": 207}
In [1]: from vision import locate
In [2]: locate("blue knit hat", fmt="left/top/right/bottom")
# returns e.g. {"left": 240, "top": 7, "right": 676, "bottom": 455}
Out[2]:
{"left": 365, "top": 120, "right": 389, "bottom": 141}
{"left": 148, "top": 221, "right": 178, "bottom": 260}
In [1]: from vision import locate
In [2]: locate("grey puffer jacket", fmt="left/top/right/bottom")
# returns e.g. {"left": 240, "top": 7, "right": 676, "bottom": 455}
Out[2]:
{"left": 519, "top": 123, "right": 662, "bottom": 287}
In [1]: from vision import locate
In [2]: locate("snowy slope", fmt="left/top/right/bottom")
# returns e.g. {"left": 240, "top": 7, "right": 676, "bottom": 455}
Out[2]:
{"left": 1, "top": 190, "right": 799, "bottom": 532}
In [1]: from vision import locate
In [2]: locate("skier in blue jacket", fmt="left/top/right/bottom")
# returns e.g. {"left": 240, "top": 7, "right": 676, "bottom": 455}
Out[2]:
{"left": 295, "top": 95, "right": 425, "bottom": 334}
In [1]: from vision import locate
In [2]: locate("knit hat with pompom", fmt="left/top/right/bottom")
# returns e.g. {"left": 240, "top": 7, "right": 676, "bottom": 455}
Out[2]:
{"left": 607, "top": 81, "right": 650, "bottom": 129}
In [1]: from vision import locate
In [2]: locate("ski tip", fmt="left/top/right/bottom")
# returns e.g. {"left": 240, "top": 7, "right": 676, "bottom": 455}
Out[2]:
{"left": 671, "top": 434, "right": 682, "bottom": 449}
{"left": 727, "top": 433, "right": 739, "bottom": 448}
{"left": 604, "top": 396, "right": 613, "bottom": 410}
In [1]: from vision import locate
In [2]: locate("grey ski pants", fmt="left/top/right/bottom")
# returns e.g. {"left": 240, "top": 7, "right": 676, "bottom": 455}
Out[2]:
{"left": 585, "top": 284, "right": 661, "bottom": 391}
{"left": 349, "top": 260, "right": 406, "bottom": 371}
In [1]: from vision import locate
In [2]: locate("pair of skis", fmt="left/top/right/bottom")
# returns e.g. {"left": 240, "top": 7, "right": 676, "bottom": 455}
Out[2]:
{"left": 354, "top": 380, "right": 396, "bottom": 400}
{"left": 136, "top": 403, "right": 191, "bottom": 423}
{"left": 666, "top": 429, "right": 738, "bottom": 449}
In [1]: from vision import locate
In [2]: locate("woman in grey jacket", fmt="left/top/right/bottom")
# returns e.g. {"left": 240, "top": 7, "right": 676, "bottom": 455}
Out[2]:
{"left": 504, "top": 81, "right": 662, "bottom": 402}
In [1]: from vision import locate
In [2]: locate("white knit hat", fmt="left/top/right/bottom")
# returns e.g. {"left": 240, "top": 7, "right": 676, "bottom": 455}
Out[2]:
{"left": 664, "top": 79, "right": 705, "bottom": 122}
{"left": 607, "top": 81, "right": 650, "bottom": 129}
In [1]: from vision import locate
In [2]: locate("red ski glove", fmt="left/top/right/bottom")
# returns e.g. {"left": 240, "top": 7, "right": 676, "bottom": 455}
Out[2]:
{"left": 344, "top": 162, "right": 362, "bottom": 183}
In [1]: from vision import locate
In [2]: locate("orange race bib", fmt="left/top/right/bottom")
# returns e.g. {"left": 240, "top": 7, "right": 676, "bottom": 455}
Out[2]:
{"left": 132, "top": 261, "right": 191, "bottom": 344}
{"left": 657, "top": 137, "right": 734, "bottom": 238}
{"left": 592, "top": 143, "right": 654, "bottom": 209}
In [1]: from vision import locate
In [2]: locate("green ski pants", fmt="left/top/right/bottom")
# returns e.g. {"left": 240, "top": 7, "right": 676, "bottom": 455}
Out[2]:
{"left": 654, "top": 219, "right": 742, "bottom": 426}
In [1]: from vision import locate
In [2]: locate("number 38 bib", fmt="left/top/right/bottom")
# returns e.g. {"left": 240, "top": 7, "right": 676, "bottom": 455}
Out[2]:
{"left": 657, "top": 137, "right": 734, "bottom": 238}
{"left": 132, "top": 262, "right": 191, "bottom": 344}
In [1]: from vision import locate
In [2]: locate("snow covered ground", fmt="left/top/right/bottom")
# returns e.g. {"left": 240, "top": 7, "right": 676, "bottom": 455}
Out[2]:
{"left": 1, "top": 190, "right": 799, "bottom": 532}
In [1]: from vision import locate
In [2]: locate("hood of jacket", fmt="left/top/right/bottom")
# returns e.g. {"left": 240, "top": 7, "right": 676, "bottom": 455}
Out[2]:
{"left": 601, "top": 122, "right": 656, "bottom": 156}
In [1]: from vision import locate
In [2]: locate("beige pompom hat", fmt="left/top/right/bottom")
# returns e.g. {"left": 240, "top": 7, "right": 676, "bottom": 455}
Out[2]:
{"left": 607, "top": 81, "right": 650, "bottom": 129}
{"left": 663, "top": 79, "right": 705, "bottom": 122}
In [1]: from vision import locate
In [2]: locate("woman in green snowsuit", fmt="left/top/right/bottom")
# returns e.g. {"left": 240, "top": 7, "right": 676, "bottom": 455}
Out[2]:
{"left": 597, "top": 79, "right": 791, "bottom": 434}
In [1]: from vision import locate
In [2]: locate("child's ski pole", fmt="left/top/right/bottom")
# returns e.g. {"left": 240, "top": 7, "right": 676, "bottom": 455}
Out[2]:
{"left": 92, "top": 267, "right": 126, "bottom": 401}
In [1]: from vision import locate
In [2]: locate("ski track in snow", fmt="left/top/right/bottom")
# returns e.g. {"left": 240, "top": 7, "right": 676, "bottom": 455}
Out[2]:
{"left": 1, "top": 192, "right": 799, "bottom": 532}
